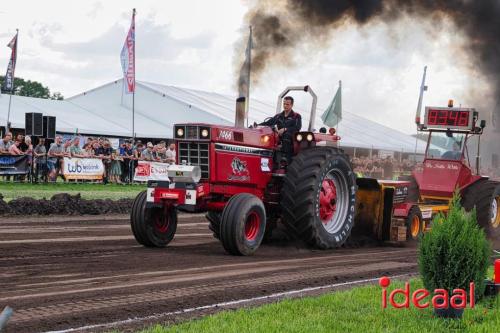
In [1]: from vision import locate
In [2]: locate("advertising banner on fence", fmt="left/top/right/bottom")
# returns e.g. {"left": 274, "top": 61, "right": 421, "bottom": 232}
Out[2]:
{"left": 134, "top": 161, "right": 170, "bottom": 182}
{"left": 62, "top": 157, "right": 105, "bottom": 180}
{"left": 0, "top": 155, "right": 29, "bottom": 175}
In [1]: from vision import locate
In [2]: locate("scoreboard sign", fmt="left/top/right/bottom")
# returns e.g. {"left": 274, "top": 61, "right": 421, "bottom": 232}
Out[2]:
{"left": 424, "top": 107, "right": 475, "bottom": 130}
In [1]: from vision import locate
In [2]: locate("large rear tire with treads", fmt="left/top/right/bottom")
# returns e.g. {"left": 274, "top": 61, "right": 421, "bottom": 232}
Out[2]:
{"left": 462, "top": 180, "right": 500, "bottom": 240}
{"left": 219, "top": 193, "right": 266, "bottom": 256}
{"left": 281, "top": 147, "right": 357, "bottom": 249}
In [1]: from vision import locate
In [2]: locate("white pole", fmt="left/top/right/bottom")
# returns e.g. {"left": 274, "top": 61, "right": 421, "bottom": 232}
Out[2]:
{"left": 336, "top": 80, "right": 342, "bottom": 147}
{"left": 414, "top": 66, "right": 428, "bottom": 160}
{"left": 132, "top": 8, "right": 136, "bottom": 139}
{"left": 6, "top": 93, "right": 13, "bottom": 133}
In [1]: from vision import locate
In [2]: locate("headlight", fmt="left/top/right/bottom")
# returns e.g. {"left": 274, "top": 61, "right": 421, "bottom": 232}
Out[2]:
{"left": 296, "top": 134, "right": 303, "bottom": 142}
{"left": 176, "top": 128, "right": 184, "bottom": 137}
{"left": 201, "top": 129, "right": 209, "bottom": 138}
{"left": 306, "top": 133, "right": 314, "bottom": 142}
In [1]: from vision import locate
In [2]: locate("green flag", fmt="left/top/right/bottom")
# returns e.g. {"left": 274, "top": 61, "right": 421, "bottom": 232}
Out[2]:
{"left": 321, "top": 81, "right": 342, "bottom": 128}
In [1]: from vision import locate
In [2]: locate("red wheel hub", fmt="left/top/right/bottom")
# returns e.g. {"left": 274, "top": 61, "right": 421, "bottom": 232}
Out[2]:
{"left": 154, "top": 207, "right": 171, "bottom": 233}
{"left": 320, "top": 178, "right": 337, "bottom": 223}
{"left": 244, "top": 212, "right": 261, "bottom": 241}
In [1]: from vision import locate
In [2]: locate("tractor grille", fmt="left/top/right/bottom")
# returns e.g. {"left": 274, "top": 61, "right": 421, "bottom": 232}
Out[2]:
{"left": 178, "top": 142, "right": 210, "bottom": 179}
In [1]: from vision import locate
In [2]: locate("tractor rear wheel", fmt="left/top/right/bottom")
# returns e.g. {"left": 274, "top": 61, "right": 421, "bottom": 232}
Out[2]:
{"left": 219, "top": 193, "right": 266, "bottom": 256}
{"left": 281, "top": 147, "right": 357, "bottom": 249}
{"left": 462, "top": 180, "right": 500, "bottom": 239}
{"left": 206, "top": 210, "right": 221, "bottom": 239}
{"left": 130, "top": 190, "right": 178, "bottom": 248}
{"left": 405, "top": 206, "right": 424, "bottom": 242}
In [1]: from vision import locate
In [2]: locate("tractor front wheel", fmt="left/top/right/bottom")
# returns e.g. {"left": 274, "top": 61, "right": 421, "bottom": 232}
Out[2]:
{"left": 130, "top": 190, "right": 178, "bottom": 248}
{"left": 405, "top": 206, "right": 424, "bottom": 242}
{"left": 219, "top": 193, "right": 266, "bottom": 256}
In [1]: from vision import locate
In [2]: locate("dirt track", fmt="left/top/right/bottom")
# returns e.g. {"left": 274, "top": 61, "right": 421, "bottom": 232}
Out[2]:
{"left": 0, "top": 214, "right": 418, "bottom": 333}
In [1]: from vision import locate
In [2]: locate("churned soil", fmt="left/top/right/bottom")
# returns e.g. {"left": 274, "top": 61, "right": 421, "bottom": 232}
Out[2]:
{"left": 0, "top": 214, "right": 418, "bottom": 333}
{"left": 0, "top": 193, "right": 132, "bottom": 215}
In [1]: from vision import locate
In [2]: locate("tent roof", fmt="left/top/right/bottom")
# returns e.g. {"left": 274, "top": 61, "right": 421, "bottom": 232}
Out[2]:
{"left": 137, "top": 81, "right": 427, "bottom": 153}
{"left": 0, "top": 79, "right": 427, "bottom": 153}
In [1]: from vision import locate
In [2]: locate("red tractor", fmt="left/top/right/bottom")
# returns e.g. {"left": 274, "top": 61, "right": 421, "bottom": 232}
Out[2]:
{"left": 130, "top": 85, "right": 500, "bottom": 256}
{"left": 408, "top": 101, "right": 500, "bottom": 239}
{"left": 130, "top": 86, "right": 357, "bottom": 255}
{"left": 353, "top": 101, "right": 500, "bottom": 244}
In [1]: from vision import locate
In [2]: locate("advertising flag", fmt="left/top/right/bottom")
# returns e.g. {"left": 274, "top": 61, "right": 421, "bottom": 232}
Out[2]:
{"left": 321, "top": 81, "right": 342, "bottom": 128}
{"left": 120, "top": 9, "right": 135, "bottom": 94}
{"left": 3, "top": 31, "right": 18, "bottom": 92}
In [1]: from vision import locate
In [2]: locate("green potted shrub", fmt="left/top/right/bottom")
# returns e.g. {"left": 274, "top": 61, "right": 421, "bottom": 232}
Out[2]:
{"left": 418, "top": 194, "right": 491, "bottom": 318}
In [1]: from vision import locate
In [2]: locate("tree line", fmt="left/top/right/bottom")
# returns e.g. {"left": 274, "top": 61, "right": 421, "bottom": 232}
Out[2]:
{"left": 0, "top": 76, "right": 64, "bottom": 100}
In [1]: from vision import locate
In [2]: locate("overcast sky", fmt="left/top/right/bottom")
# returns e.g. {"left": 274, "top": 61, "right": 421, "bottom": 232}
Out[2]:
{"left": 0, "top": 0, "right": 490, "bottom": 133}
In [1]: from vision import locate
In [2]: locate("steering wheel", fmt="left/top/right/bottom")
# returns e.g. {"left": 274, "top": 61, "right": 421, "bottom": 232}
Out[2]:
{"left": 249, "top": 117, "right": 275, "bottom": 130}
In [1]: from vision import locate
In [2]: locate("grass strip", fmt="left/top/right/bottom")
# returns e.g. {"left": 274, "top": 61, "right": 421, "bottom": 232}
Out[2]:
{"left": 134, "top": 277, "right": 499, "bottom": 333}
{"left": 0, "top": 183, "right": 144, "bottom": 201}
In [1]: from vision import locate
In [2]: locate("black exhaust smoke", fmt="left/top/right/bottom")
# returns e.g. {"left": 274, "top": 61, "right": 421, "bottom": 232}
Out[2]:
{"left": 237, "top": 0, "right": 500, "bottom": 130}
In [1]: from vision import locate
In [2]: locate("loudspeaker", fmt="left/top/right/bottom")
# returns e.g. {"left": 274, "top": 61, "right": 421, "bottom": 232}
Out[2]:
{"left": 25, "top": 113, "right": 44, "bottom": 136}
{"left": 43, "top": 116, "right": 56, "bottom": 139}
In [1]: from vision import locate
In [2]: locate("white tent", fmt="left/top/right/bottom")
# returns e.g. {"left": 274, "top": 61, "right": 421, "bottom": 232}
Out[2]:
{"left": 0, "top": 79, "right": 427, "bottom": 153}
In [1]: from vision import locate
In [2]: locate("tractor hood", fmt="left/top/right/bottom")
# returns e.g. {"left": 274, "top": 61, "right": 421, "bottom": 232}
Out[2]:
{"left": 173, "top": 123, "right": 277, "bottom": 148}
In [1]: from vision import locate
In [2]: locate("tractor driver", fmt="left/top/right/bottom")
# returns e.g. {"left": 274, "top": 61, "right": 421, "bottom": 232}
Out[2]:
{"left": 442, "top": 141, "right": 462, "bottom": 161}
{"left": 259, "top": 96, "right": 302, "bottom": 164}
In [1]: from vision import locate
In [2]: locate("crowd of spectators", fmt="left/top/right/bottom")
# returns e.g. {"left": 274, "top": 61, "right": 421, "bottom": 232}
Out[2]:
{"left": 0, "top": 132, "right": 33, "bottom": 157}
{"left": 3, "top": 130, "right": 499, "bottom": 182}
{"left": 352, "top": 155, "right": 500, "bottom": 180}
{"left": 1, "top": 132, "right": 176, "bottom": 183}
{"left": 351, "top": 156, "right": 416, "bottom": 180}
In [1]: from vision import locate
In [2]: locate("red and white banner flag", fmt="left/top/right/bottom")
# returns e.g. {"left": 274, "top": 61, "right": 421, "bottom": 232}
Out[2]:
{"left": 120, "top": 9, "right": 135, "bottom": 94}
{"left": 3, "top": 31, "right": 18, "bottom": 92}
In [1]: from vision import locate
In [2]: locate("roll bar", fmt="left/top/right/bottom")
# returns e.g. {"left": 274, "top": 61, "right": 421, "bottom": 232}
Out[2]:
{"left": 276, "top": 85, "right": 318, "bottom": 132}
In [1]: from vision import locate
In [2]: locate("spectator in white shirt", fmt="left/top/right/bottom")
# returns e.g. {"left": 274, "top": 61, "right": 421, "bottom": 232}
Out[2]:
{"left": 165, "top": 143, "right": 176, "bottom": 164}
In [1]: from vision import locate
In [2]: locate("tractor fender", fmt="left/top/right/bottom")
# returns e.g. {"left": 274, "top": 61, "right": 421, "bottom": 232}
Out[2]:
{"left": 393, "top": 202, "right": 415, "bottom": 218}
{"left": 459, "top": 175, "right": 489, "bottom": 193}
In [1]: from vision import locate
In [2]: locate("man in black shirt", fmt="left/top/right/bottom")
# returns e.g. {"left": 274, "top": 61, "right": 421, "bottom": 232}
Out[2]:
{"left": 17, "top": 134, "right": 28, "bottom": 152}
{"left": 95, "top": 140, "right": 113, "bottom": 183}
{"left": 121, "top": 140, "right": 134, "bottom": 182}
{"left": 259, "top": 96, "right": 302, "bottom": 163}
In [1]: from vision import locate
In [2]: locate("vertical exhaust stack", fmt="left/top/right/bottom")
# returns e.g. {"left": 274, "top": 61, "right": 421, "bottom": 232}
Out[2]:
{"left": 235, "top": 97, "right": 246, "bottom": 128}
